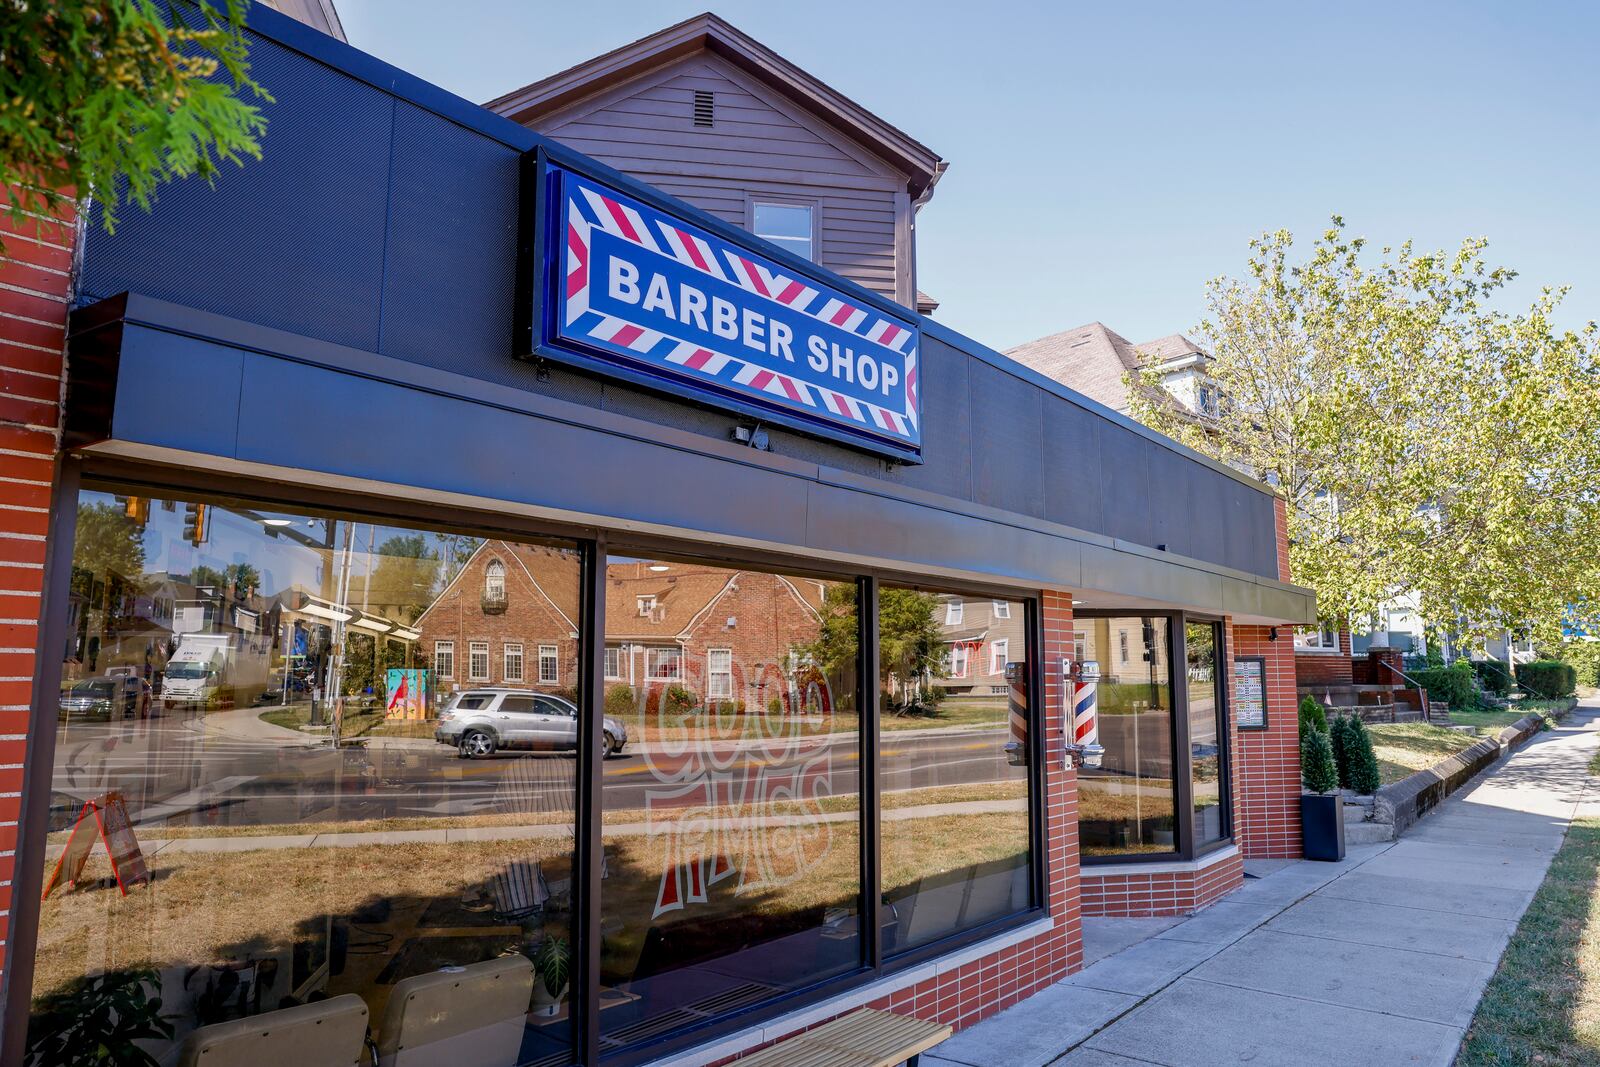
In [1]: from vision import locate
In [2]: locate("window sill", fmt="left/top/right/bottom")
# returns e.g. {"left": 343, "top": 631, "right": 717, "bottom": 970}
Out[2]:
{"left": 1080, "top": 843, "right": 1239, "bottom": 879}
{"left": 1293, "top": 647, "right": 1344, "bottom": 655}
{"left": 647, "top": 914, "right": 1058, "bottom": 1067}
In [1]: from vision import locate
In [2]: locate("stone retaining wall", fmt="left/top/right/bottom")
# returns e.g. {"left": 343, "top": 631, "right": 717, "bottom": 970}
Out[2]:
{"left": 1374, "top": 699, "right": 1577, "bottom": 836}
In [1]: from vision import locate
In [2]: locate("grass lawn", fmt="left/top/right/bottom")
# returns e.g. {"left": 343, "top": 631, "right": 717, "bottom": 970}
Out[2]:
{"left": 1366, "top": 722, "right": 1481, "bottom": 785}
{"left": 1449, "top": 699, "right": 1571, "bottom": 733}
{"left": 1458, "top": 796, "right": 1600, "bottom": 1063}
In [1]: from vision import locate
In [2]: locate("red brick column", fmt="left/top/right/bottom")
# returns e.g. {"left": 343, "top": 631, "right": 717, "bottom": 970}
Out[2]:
{"left": 0, "top": 201, "right": 75, "bottom": 976}
{"left": 1233, "top": 494, "right": 1303, "bottom": 858}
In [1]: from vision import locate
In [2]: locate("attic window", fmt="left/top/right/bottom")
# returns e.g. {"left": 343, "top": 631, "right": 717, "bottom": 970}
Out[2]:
{"left": 693, "top": 89, "right": 714, "bottom": 128}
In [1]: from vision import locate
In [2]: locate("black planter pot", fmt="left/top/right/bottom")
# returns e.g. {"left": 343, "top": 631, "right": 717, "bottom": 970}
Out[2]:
{"left": 1300, "top": 792, "right": 1346, "bottom": 862}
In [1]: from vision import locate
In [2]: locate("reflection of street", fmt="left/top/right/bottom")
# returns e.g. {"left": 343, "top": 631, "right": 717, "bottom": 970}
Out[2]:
{"left": 49, "top": 718, "right": 1020, "bottom": 838}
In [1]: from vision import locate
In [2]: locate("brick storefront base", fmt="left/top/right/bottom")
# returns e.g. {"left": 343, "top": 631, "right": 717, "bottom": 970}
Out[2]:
{"left": 1079, "top": 847, "right": 1244, "bottom": 918}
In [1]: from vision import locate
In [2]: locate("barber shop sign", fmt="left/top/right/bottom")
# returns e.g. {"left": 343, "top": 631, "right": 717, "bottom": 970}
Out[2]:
{"left": 528, "top": 159, "right": 923, "bottom": 460}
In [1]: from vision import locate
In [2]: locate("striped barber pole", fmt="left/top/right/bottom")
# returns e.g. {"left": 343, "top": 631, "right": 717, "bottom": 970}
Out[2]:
{"left": 551, "top": 165, "right": 921, "bottom": 453}
{"left": 1073, "top": 664, "right": 1100, "bottom": 747}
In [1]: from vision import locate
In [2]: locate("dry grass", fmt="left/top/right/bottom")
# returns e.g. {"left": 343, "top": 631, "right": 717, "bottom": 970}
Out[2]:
{"left": 1367, "top": 722, "right": 1481, "bottom": 784}
{"left": 34, "top": 807, "right": 1025, "bottom": 1011}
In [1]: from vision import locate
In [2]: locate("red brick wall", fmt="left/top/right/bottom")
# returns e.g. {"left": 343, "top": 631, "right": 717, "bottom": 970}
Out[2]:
{"left": 1295, "top": 632, "right": 1353, "bottom": 688}
{"left": 1079, "top": 850, "right": 1244, "bottom": 918}
{"left": 0, "top": 202, "right": 75, "bottom": 978}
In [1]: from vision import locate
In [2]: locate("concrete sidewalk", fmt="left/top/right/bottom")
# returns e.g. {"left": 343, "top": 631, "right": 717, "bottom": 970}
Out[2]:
{"left": 928, "top": 700, "right": 1600, "bottom": 1067}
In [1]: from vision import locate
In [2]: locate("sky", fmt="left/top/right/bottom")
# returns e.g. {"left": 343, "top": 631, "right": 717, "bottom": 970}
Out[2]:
{"left": 337, "top": 0, "right": 1599, "bottom": 351}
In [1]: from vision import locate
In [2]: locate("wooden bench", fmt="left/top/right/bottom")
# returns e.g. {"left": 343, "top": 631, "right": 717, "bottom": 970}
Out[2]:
{"left": 737, "top": 1007, "right": 953, "bottom": 1067}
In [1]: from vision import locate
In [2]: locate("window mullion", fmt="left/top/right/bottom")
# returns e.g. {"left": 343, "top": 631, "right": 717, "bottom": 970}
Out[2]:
{"left": 860, "top": 576, "right": 882, "bottom": 974}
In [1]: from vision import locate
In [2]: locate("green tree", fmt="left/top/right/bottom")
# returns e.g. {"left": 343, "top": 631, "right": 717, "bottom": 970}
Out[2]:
{"left": 369, "top": 533, "right": 441, "bottom": 623}
{"left": 1130, "top": 218, "right": 1600, "bottom": 645}
{"left": 72, "top": 501, "right": 147, "bottom": 582}
{"left": 1, "top": 0, "right": 270, "bottom": 246}
{"left": 792, "top": 585, "right": 946, "bottom": 715}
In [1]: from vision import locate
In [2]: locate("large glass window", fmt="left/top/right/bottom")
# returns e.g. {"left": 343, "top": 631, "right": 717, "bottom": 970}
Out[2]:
{"left": 1186, "top": 621, "right": 1229, "bottom": 847}
{"left": 880, "top": 588, "right": 1031, "bottom": 954}
{"left": 1076, "top": 616, "right": 1177, "bottom": 857}
{"left": 30, "top": 489, "right": 583, "bottom": 1065}
{"left": 597, "top": 557, "right": 860, "bottom": 1053}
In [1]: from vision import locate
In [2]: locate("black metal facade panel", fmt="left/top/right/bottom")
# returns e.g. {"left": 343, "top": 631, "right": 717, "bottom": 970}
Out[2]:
{"left": 1148, "top": 445, "right": 1201, "bottom": 560}
{"left": 378, "top": 102, "right": 521, "bottom": 365}
{"left": 1041, "top": 393, "right": 1102, "bottom": 535}
{"left": 967, "top": 357, "right": 1044, "bottom": 518}
{"left": 891, "top": 334, "right": 973, "bottom": 501}
{"left": 80, "top": 31, "right": 395, "bottom": 351}
{"left": 1096, "top": 427, "right": 1153, "bottom": 546}
{"left": 72, "top": 20, "right": 1288, "bottom": 584}
{"left": 229, "top": 350, "right": 813, "bottom": 543}
{"left": 113, "top": 330, "right": 244, "bottom": 458}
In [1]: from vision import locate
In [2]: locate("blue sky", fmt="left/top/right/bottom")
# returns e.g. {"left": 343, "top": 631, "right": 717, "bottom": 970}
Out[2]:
{"left": 337, "top": 1, "right": 1598, "bottom": 351}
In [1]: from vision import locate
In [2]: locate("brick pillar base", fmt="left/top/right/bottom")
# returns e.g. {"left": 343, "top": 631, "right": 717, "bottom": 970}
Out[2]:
{"left": 0, "top": 200, "right": 74, "bottom": 977}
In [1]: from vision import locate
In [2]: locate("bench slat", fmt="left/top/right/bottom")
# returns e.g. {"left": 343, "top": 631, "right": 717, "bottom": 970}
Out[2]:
{"left": 738, "top": 1008, "right": 953, "bottom": 1067}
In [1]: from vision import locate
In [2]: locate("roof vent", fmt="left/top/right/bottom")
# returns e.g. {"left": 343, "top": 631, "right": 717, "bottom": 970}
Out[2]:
{"left": 693, "top": 90, "right": 714, "bottom": 128}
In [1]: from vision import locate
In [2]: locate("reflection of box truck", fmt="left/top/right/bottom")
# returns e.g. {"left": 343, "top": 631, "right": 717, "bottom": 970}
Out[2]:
{"left": 162, "top": 633, "right": 270, "bottom": 710}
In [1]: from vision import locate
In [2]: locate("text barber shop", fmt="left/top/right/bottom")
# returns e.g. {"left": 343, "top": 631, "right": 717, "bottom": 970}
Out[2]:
{"left": 2, "top": 9, "right": 1314, "bottom": 1067}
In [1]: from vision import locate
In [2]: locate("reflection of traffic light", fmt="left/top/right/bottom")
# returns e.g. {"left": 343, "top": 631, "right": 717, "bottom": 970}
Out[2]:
{"left": 182, "top": 502, "right": 208, "bottom": 545}
{"left": 115, "top": 494, "right": 150, "bottom": 527}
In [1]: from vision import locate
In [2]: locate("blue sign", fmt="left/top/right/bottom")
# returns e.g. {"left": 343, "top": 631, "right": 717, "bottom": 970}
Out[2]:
{"left": 539, "top": 164, "right": 922, "bottom": 458}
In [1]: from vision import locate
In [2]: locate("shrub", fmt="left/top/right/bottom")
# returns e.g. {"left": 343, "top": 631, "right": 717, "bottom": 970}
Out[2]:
{"left": 767, "top": 695, "right": 784, "bottom": 715}
{"left": 1412, "top": 660, "right": 1478, "bottom": 710}
{"left": 661, "top": 685, "right": 696, "bottom": 717}
{"left": 1517, "top": 660, "right": 1576, "bottom": 699}
{"left": 1298, "top": 695, "right": 1327, "bottom": 739}
{"left": 1329, "top": 715, "right": 1356, "bottom": 789}
{"left": 1301, "top": 727, "right": 1338, "bottom": 794}
{"left": 604, "top": 685, "right": 635, "bottom": 718}
{"left": 1347, "top": 717, "right": 1382, "bottom": 795}
{"left": 1472, "top": 659, "right": 1513, "bottom": 698}
{"left": 1561, "top": 642, "right": 1600, "bottom": 690}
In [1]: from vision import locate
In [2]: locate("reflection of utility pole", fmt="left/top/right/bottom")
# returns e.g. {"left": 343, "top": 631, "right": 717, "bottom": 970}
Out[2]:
{"left": 326, "top": 521, "right": 356, "bottom": 740}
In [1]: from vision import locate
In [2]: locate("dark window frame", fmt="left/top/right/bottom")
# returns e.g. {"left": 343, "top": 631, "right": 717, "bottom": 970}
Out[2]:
{"left": 9, "top": 462, "right": 1050, "bottom": 1067}
{"left": 1074, "top": 609, "right": 1236, "bottom": 865}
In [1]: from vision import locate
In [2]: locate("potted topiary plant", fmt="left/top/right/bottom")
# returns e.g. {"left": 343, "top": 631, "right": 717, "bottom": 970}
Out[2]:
{"left": 1300, "top": 726, "right": 1345, "bottom": 861}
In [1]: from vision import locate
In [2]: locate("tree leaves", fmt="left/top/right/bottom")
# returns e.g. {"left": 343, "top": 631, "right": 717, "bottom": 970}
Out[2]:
{"left": 1130, "top": 217, "right": 1600, "bottom": 645}
{"left": 0, "top": 0, "right": 270, "bottom": 245}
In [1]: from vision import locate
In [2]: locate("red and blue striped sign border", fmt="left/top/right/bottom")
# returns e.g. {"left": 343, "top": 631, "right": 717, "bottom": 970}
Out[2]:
{"left": 553, "top": 166, "right": 920, "bottom": 451}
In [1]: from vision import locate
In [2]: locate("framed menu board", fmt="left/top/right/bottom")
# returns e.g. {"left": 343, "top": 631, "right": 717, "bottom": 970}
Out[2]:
{"left": 1234, "top": 656, "right": 1268, "bottom": 730}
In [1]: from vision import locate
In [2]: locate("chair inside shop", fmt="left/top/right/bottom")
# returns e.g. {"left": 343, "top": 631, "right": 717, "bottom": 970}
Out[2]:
{"left": 374, "top": 954, "right": 535, "bottom": 1067}
{"left": 175, "top": 993, "right": 369, "bottom": 1067}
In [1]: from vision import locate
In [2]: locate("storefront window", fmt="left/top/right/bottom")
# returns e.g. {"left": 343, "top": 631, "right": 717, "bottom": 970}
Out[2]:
{"left": 1076, "top": 616, "right": 1176, "bottom": 857}
{"left": 1186, "top": 622, "right": 1228, "bottom": 847}
{"left": 597, "top": 558, "right": 861, "bottom": 1053}
{"left": 880, "top": 589, "right": 1031, "bottom": 954}
{"left": 29, "top": 489, "right": 583, "bottom": 1065}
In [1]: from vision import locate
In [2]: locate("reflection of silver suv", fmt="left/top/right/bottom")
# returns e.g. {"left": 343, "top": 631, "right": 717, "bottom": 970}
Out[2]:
{"left": 434, "top": 688, "right": 628, "bottom": 760}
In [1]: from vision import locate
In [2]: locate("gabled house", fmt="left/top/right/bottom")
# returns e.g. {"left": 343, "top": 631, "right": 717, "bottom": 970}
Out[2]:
{"left": 485, "top": 12, "right": 946, "bottom": 313}
{"left": 1005, "top": 322, "right": 1219, "bottom": 418}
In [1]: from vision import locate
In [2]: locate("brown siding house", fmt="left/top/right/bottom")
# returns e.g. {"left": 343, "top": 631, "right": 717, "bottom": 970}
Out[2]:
{"left": 484, "top": 13, "right": 945, "bottom": 311}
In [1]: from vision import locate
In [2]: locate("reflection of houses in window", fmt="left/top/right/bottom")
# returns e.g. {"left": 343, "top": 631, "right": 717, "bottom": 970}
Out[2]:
{"left": 414, "top": 539, "right": 583, "bottom": 693}
{"left": 604, "top": 560, "right": 827, "bottom": 704}
{"left": 933, "top": 594, "right": 1025, "bottom": 698}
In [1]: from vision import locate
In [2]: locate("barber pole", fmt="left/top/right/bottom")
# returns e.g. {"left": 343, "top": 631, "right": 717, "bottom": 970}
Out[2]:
{"left": 1073, "top": 661, "right": 1101, "bottom": 749}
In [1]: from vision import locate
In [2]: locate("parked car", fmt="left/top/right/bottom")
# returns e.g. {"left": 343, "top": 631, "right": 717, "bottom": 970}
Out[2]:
{"left": 434, "top": 688, "right": 628, "bottom": 759}
{"left": 59, "top": 676, "right": 150, "bottom": 720}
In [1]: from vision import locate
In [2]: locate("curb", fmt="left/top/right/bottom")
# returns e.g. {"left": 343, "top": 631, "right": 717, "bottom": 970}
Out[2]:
{"left": 1374, "top": 698, "right": 1578, "bottom": 836}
